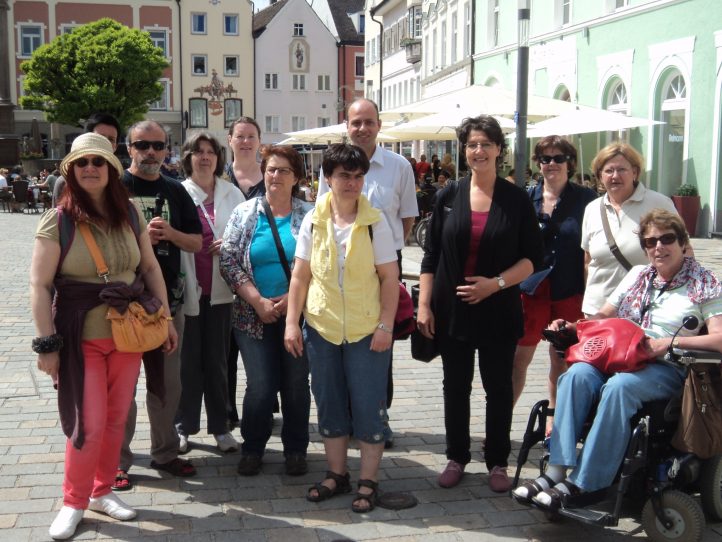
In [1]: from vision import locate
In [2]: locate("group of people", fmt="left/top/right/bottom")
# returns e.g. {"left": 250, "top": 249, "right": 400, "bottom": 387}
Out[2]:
{"left": 29, "top": 98, "right": 722, "bottom": 540}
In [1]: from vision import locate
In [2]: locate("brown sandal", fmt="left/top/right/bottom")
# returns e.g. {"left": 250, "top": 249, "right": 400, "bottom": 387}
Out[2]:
{"left": 352, "top": 479, "right": 379, "bottom": 513}
{"left": 307, "top": 471, "right": 351, "bottom": 502}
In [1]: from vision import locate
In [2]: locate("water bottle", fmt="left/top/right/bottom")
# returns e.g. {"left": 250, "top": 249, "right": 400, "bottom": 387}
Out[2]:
{"left": 154, "top": 193, "right": 170, "bottom": 257}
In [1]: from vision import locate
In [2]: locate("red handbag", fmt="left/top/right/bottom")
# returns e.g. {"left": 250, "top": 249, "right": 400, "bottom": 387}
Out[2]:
{"left": 566, "top": 318, "right": 651, "bottom": 374}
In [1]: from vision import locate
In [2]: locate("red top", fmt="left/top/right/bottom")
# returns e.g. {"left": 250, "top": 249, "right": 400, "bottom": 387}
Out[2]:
{"left": 415, "top": 161, "right": 431, "bottom": 180}
{"left": 463, "top": 210, "right": 489, "bottom": 277}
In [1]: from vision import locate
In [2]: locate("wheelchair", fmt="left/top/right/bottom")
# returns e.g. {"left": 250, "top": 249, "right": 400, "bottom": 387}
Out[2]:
{"left": 512, "top": 345, "right": 722, "bottom": 542}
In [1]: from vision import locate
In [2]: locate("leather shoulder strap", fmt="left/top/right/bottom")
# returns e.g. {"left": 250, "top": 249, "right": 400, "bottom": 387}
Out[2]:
{"left": 77, "top": 222, "right": 110, "bottom": 282}
{"left": 599, "top": 198, "right": 632, "bottom": 271}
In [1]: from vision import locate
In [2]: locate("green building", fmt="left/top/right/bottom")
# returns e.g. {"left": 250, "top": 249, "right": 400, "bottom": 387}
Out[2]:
{"left": 472, "top": 0, "right": 722, "bottom": 235}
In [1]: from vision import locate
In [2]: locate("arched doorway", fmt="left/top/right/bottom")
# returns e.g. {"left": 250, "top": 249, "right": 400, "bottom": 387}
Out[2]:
{"left": 655, "top": 70, "right": 688, "bottom": 196}
{"left": 603, "top": 78, "right": 629, "bottom": 144}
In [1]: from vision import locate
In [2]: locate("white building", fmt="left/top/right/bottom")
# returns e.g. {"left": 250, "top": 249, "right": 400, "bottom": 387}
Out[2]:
{"left": 253, "top": 0, "right": 339, "bottom": 144}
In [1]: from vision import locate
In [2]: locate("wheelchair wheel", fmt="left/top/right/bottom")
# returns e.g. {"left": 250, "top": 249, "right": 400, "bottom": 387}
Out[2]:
{"left": 415, "top": 217, "right": 429, "bottom": 248}
{"left": 700, "top": 454, "right": 722, "bottom": 521}
{"left": 641, "top": 490, "right": 704, "bottom": 542}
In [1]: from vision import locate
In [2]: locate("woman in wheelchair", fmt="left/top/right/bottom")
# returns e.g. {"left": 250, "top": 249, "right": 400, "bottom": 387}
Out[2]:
{"left": 512, "top": 208, "right": 722, "bottom": 509}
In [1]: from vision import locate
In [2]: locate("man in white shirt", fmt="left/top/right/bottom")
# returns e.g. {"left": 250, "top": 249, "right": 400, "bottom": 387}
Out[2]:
{"left": 318, "top": 98, "right": 418, "bottom": 447}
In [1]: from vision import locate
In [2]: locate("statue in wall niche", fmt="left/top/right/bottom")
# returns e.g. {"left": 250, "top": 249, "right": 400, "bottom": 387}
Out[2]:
{"left": 296, "top": 43, "right": 304, "bottom": 69}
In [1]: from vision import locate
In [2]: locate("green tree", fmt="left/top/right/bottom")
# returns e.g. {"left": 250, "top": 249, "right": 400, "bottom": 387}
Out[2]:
{"left": 20, "top": 18, "right": 169, "bottom": 129}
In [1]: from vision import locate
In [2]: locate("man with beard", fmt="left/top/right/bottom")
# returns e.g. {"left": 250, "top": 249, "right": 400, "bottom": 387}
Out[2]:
{"left": 114, "top": 120, "right": 203, "bottom": 490}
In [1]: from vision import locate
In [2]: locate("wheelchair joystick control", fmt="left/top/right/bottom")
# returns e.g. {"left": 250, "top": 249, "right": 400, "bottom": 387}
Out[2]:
{"left": 664, "top": 315, "right": 699, "bottom": 362}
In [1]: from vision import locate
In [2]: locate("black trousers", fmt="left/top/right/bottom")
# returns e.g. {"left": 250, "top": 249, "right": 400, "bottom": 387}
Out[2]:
{"left": 438, "top": 333, "right": 515, "bottom": 470}
{"left": 386, "top": 250, "right": 403, "bottom": 409}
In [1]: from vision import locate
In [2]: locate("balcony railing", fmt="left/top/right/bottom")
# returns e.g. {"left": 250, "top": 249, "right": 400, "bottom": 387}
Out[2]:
{"left": 401, "top": 38, "right": 422, "bottom": 64}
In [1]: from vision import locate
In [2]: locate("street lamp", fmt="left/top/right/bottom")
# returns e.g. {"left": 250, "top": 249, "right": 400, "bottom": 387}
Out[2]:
{"left": 514, "top": 0, "right": 530, "bottom": 187}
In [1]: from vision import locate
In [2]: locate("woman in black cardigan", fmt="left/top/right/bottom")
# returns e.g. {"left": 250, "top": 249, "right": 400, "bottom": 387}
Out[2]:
{"left": 417, "top": 115, "right": 543, "bottom": 492}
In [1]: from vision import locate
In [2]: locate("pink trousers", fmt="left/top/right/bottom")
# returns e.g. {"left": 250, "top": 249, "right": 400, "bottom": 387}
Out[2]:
{"left": 62, "top": 338, "right": 141, "bottom": 509}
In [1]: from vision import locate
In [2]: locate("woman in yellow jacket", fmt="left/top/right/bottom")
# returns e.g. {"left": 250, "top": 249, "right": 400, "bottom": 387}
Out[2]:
{"left": 285, "top": 144, "right": 399, "bottom": 514}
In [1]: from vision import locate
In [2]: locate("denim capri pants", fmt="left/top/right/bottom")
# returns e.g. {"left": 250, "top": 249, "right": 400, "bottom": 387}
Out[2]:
{"left": 304, "top": 325, "right": 390, "bottom": 444}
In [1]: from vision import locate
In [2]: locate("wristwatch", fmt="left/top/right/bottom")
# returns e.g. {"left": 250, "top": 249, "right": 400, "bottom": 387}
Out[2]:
{"left": 672, "top": 337, "right": 681, "bottom": 349}
{"left": 496, "top": 275, "right": 506, "bottom": 290}
{"left": 377, "top": 322, "right": 393, "bottom": 334}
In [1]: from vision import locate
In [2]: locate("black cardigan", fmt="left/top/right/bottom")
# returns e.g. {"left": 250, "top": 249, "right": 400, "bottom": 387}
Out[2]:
{"left": 420, "top": 176, "right": 544, "bottom": 345}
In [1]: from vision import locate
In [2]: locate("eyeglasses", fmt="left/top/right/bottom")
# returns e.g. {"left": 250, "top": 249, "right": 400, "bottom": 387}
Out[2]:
{"left": 130, "top": 140, "right": 166, "bottom": 151}
{"left": 266, "top": 166, "right": 294, "bottom": 177}
{"left": 539, "top": 154, "right": 570, "bottom": 165}
{"left": 74, "top": 156, "right": 107, "bottom": 168}
{"left": 465, "top": 142, "right": 497, "bottom": 152}
{"left": 642, "top": 233, "right": 678, "bottom": 249}
{"left": 602, "top": 167, "right": 631, "bottom": 177}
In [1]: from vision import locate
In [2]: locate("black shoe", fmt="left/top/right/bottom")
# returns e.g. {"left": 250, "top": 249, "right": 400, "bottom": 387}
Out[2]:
{"left": 237, "top": 454, "right": 262, "bottom": 476}
{"left": 285, "top": 453, "right": 308, "bottom": 476}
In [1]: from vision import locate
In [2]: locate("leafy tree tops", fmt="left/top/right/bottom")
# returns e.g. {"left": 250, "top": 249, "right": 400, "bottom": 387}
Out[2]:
{"left": 20, "top": 18, "right": 169, "bottom": 130}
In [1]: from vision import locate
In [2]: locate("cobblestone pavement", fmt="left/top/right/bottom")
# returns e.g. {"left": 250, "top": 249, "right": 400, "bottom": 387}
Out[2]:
{"left": 1, "top": 210, "right": 722, "bottom": 541}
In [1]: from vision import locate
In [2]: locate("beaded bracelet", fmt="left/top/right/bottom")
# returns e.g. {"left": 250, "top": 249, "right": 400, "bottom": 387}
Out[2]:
{"left": 31, "top": 334, "right": 64, "bottom": 354}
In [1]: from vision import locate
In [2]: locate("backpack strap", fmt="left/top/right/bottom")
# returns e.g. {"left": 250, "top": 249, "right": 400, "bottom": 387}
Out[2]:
{"left": 57, "top": 206, "right": 76, "bottom": 273}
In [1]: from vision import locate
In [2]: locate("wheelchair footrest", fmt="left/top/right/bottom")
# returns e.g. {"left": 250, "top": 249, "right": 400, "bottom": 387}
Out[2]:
{"left": 559, "top": 507, "right": 618, "bottom": 527}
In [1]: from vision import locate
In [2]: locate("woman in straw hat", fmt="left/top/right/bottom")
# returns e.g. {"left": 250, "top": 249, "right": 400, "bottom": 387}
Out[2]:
{"left": 30, "top": 133, "right": 177, "bottom": 539}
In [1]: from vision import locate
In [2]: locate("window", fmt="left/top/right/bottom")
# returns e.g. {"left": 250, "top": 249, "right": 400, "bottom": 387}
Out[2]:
{"left": 224, "top": 55, "right": 239, "bottom": 77}
{"left": 451, "top": 13, "right": 458, "bottom": 63}
{"left": 355, "top": 55, "right": 364, "bottom": 77}
{"left": 317, "top": 117, "right": 330, "bottom": 127}
{"left": 148, "top": 29, "right": 168, "bottom": 58}
{"left": 561, "top": 0, "right": 571, "bottom": 25}
{"left": 492, "top": 0, "right": 500, "bottom": 46}
{"left": 224, "top": 14, "right": 238, "bottom": 35}
{"left": 19, "top": 24, "right": 43, "bottom": 57}
{"left": 292, "top": 74, "right": 306, "bottom": 90}
{"left": 358, "top": 14, "right": 365, "bottom": 34}
{"left": 189, "top": 98, "right": 208, "bottom": 128}
{"left": 191, "top": 55, "right": 207, "bottom": 75}
{"left": 191, "top": 13, "right": 206, "bottom": 34}
{"left": 440, "top": 19, "right": 446, "bottom": 68}
{"left": 656, "top": 70, "right": 689, "bottom": 197}
{"left": 317, "top": 75, "right": 330, "bottom": 91}
{"left": 293, "top": 23, "right": 304, "bottom": 36}
{"left": 265, "top": 73, "right": 278, "bottom": 89}
{"left": 463, "top": 3, "right": 471, "bottom": 56}
{"left": 59, "top": 24, "right": 78, "bottom": 35}
{"left": 224, "top": 99, "right": 242, "bottom": 127}
{"left": 407, "top": 6, "right": 422, "bottom": 38}
{"left": 615, "top": 0, "right": 628, "bottom": 7}
{"left": 149, "top": 80, "right": 169, "bottom": 111}
{"left": 291, "top": 116, "right": 306, "bottom": 131}
{"left": 265, "top": 115, "right": 280, "bottom": 133}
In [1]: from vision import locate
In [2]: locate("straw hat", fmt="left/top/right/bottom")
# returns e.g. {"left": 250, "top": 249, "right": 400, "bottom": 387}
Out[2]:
{"left": 60, "top": 132, "right": 124, "bottom": 177}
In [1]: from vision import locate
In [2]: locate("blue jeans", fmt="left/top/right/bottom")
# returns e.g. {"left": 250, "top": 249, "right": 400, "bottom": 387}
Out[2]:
{"left": 234, "top": 322, "right": 310, "bottom": 457}
{"left": 550, "top": 361, "right": 685, "bottom": 492}
{"left": 304, "top": 325, "right": 390, "bottom": 444}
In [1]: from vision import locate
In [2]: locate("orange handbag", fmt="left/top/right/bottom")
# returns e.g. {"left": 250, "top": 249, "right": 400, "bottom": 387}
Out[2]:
{"left": 77, "top": 222, "right": 169, "bottom": 353}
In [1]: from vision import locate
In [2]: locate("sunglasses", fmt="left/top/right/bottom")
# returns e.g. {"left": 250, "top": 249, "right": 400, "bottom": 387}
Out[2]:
{"left": 642, "top": 233, "right": 678, "bottom": 249}
{"left": 538, "top": 154, "right": 570, "bottom": 165}
{"left": 74, "top": 156, "right": 107, "bottom": 168}
{"left": 130, "top": 140, "right": 166, "bottom": 151}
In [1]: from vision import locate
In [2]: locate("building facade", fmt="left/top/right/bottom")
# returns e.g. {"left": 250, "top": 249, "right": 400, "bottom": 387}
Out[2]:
{"left": 253, "top": 0, "right": 339, "bottom": 144}
{"left": 471, "top": 0, "right": 722, "bottom": 234}
{"left": 4, "top": 0, "right": 253, "bottom": 163}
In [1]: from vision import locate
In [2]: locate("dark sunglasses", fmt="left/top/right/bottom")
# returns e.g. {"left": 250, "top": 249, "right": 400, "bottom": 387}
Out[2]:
{"left": 74, "top": 156, "right": 107, "bottom": 168}
{"left": 538, "top": 154, "right": 570, "bottom": 165}
{"left": 130, "top": 140, "right": 166, "bottom": 151}
{"left": 642, "top": 233, "right": 678, "bottom": 249}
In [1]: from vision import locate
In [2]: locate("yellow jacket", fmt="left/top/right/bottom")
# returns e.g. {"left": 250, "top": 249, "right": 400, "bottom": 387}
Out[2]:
{"left": 305, "top": 192, "right": 382, "bottom": 345}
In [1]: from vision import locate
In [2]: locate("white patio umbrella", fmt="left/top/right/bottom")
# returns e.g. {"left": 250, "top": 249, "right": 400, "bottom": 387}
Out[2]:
{"left": 383, "top": 109, "right": 517, "bottom": 141}
{"left": 520, "top": 108, "right": 664, "bottom": 138}
{"left": 279, "top": 123, "right": 398, "bottom": 145}
{"left": 380, "top": 84, "right": 584, "bottom": 124}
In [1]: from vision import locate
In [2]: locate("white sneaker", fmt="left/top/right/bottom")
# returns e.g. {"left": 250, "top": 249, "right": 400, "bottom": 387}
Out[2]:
{"left": 214, "top": 432, "right": 239, "bottom": 453}
{"left": 88, "top": 492, "right": 137, "bottom": 520}
{"left": 178, "top": 433, "right": 189, "bottom": 454}
{"left": 49, "top": 506, "right": 84, "bottom": 539}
